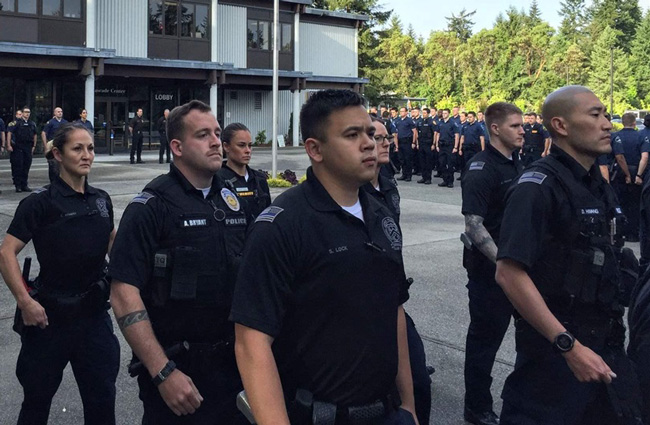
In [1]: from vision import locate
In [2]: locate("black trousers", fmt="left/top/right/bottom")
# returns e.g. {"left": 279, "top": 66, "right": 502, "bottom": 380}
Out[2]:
{"left": 521, "top": 148, "right": 543, "bottom": 167}
{"left": 390, "top": 143, "right": 401, "bottom": 173}
{"left": 464, "top": 276, "right": 512, "bottom": 413}
{"left": 411, "top": 145, "right": 420, "bottom": 174}
{"left": 16, "top": 311, "right": 120, "bottom": 425}
{"left": 397, "top": 138, "right": 413, "bottom": 178}
{"left": 418, "top": 142, "right": 434, "bottom": 181}
{"left": 10, "top": 144, "right": 33, "bottom": 188}
{"left": 138, "top": 347, "right": 248, "bottom": 425}
{"left": 406, "top": 313, "right": 431, "bottom": 425}
{"left": 130, "top": 132, "right": 144, "bottom": 162}
{"left": 159, "top": 133, "right": 170, "bottom": 163}
{"left": 438, "top": 142, "right": 454, "bottom": 184}
{"left": 616, "top": 180, "right": 642, "bottom": 241}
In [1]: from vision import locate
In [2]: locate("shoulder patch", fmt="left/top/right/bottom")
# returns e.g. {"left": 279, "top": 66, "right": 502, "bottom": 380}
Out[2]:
{"left": 32, "top": 187, "right": 47, "bottom": 195}
{"left": 255, "top": 206, "right": 284, "bottom": 223}
{"left": 130, "top": 192, "right": 155, "bottom": 205}
{"left": 469, "top": 161, "right": 485, "bottom": 171}
{"left": 518, "top": 171, "right": 547, "bottom": 185}
{"left": 614, "top": 136, "right": 622, "bottom": 144}
{"left": 382, "top": 216, "right": 402, "bottom": 250}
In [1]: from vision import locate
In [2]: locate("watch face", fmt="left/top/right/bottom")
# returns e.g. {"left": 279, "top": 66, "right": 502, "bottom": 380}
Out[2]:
{"left": 556, "top": 333, "right": 574, "bottom": 351}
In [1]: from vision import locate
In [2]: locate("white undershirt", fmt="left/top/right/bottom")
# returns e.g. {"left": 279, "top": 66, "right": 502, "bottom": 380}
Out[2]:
{"left": 341, "top": 200, "right": 364, "bottom": 222}
{"left": 244, "top": 170, "right": 250, "bottom": 182}
{"left": 199, "top": 187, "right": 211, "bottom": 198}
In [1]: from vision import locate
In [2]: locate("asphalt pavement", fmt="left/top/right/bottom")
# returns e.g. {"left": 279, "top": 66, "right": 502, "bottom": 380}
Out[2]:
{"left": 0, "top": 148, "right": 638, "bottom": 424}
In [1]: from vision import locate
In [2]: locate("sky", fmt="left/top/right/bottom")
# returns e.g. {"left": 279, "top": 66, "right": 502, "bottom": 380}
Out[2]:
{"left": 382, "top": 0, "right": 650, "bottom": 39}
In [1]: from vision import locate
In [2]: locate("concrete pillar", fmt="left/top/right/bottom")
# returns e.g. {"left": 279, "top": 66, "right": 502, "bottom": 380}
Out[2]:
{"left": 85, "top": 68, "right": 95, "bottom": 127}
{"left": 210, "top": 83, "right": 218, "bottom": 118}
{"left": 211, "top": 0, "right": 218, "bottom": 62}
{"left": 292, "top": 89, "right": 300, "bottom": 146}
{"left": 86, "top": 0, "right": 96, "bottom": 49}
{"left": 294, "top": 10, "right": 299, "bottom": 72}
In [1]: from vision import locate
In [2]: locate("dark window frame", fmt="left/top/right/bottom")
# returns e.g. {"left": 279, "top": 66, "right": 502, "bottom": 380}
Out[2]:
{"left": 247, "top": 18, "right": 292, "bottom": 52}
{"left": 148, "top": 0, "right": 210, "bottom": 42}
{"left": 0, "top": 0, "right": 83, "bottom": 20}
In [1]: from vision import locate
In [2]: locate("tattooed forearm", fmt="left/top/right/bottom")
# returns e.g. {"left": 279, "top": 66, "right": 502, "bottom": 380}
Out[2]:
{"left": 465, "top": 214, "right": 498, "bottom": 264}
{"left": 117, "top": 310, "right": 150, "bottom": 331}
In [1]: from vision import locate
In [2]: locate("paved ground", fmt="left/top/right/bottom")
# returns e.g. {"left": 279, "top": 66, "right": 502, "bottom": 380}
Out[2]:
{"left": 0, "top": 148, "right": 638, "bottom": 424}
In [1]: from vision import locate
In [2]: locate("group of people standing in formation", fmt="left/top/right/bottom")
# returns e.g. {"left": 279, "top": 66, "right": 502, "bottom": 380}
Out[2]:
{"left": 0, "top": 85, "right": 648, "bottom": 425}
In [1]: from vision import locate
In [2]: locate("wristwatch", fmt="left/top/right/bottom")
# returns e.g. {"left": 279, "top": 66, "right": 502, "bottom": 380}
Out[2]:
{"left": 552, "top": 331, "right": 575, "bottom": 354}
{"left": 152, "top": 360, "right": 176, "bottom": 386}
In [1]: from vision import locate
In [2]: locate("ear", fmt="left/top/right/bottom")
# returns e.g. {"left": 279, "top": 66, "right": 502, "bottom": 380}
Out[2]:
{"left": 304, "top": 137, "right": 324, "bottom": 163}
{"left": 169, "top": 139, "right": 182, "bottom": 157}
{"left": 490, "top": 123, "right": 499, "bottom": 137}
{"left": 52, "top": 147, "right": 63, "bottom": 163}
{"left": 549, "top": 117, "right": 568, "bottom": 137}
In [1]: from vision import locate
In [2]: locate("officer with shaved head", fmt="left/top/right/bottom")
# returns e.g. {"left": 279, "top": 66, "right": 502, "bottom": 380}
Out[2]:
{"left": 495, "top": 86, "right": 643, "bottom": 424}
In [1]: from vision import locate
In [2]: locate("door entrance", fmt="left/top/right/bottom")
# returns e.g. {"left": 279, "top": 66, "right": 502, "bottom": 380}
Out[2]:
{"left": 95, "top": 100, "right": 127, "bottom": 154}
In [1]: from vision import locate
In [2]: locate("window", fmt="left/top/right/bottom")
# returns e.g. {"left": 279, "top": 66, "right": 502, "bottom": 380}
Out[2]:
{"left": 149, "top": 0, "right": 209, "bottom": 39}
{"left": 247, "top": 19, "right": 292, "bottom": 52}
{"left": 0, "top": 0, "right": 81, "bottom": 17}
{"left": 0, "top": 0, "right": 15, "bottom": 11}
{"left": 42, "top": 0, "right": 61, "bottom": 16}
{"left": 18, "top": 0, "right": 36, "bottom": 14}
{"left": 63, "top": 0, "right": 80, "bottom": 18}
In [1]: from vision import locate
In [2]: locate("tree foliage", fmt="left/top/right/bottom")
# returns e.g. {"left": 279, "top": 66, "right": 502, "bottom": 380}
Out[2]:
{"left": 312, "top": 0, "right": 646, "bottom": 113}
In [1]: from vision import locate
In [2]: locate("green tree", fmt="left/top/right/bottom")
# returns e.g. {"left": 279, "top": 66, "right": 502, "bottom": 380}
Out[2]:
{"left": 445, "top": 8, "right": 476, "bottom": 42}
{"left": 589, "top": 0, "right": 642, "bottom": 51}
{"left": 630, "top": 11, "right": 650, "bottom": 105}
{"left": 558, "top": 0, "right": 588, "bottom": 42}
{"left": 528, "top": 0, "right": 542, "bottom": 25}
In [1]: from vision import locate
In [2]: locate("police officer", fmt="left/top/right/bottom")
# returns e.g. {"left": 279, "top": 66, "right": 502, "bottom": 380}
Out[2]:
{"left": 109, "top": 100, "right": 249, "bottom": 424}
{"left": 9, "top": 107, "right": 37, "bottom": 192}
{"left": 416, "top": 108, "right": 435, "bottom": 184}
{"left": 459, "top": 111, "right": 485, "bottom": 180}
{"left": 157, "top": 109, "right": 170, "bottom": 164}
{"left": 365, "top": 117, "right": 432, "bottom": 425}
{"left": 75, "top": 108, "right": 94, "bottom": 132}
{"left": 0, "top": 122, "right": 119, "bottom": 425}
{"left": 435, "top": 108, "right": 459, "bottom": 188}
{"left": 611, "top": 112, "right": 649, "bottom": 242}
{"left": 521, "top": 112, "right": 550, "bottom": 166}
{"left": 393, "top": 106, "right": 417, "bottom": 182}
{"left": 42, "top": 107, "right": 68, "bottom": 183}
{"left": 477, "top": 111, "right": 489, "bottom": 145}
{"left": 496, "top": 86, "right": 643, "bottom": 425}
{"left": 461, "top": 103, "right": 524, "bottom": 425}
{"left": 231, "top": 89, "right": 418, "bottom": 425}
{"left": 387, "top": 107, "right": 401, "bottom": 173}
{"left": 129, "top": 108, "right": 145, "bottom": 164}
{"left": 411, "top": 107, "right": 422, "bottom": 176}
{"left": 628, "top": 261, "right": 650, "bottom": 424}
{"left": 217, "top": 122, "right": 271, "bottom": 219}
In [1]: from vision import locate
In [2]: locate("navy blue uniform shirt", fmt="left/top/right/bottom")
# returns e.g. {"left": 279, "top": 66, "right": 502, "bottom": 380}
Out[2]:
{"left": 43, "top": 118, "right": 68, "bottom": 141}
{"left": 437, "top": 118, "right": 459, "bottom": 143}
{"left": 462, "top": 121, "right": 484, "bottom": 146}
{"left": 394, "top": 116, "right": 416, "bottom": 139}
{"left": 612, "top": 128, "right": 649, "bottom": 167}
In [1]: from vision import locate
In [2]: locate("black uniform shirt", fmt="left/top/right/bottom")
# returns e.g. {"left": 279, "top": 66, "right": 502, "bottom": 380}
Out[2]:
{"left": 217, "top": 164, "right": 271, "bottom": 218}
{"left": 523, "top": 123, "right": 549, "bottom": 151}
{"left": 437, "top": 118, "right": 459, "bottom": 143}
{"left": 10, "top": 119, "right": 37, "bottom": 144}
{"left": 462, "top": 144, "right": 523, "bottom": 275}
{"left": 417, "top": 117, "right": 435, "bottom": 143}
{"left": 362, "top": 174, "right": 401, "bottom": 223}
{"left": 8, "top": 177, "right": 114, "bottom": 293}
{"left": 157, "top": 116, "right": 167, "bottom": 136}
{"left": 129, "top": 116, "right": 145, "bottom": 134}
{"left": 230, "top": 167, "right": 409, "bottom": 406}
{"left": 461, "top": 121, "right": 484, "bottom": 146}
{"left": 497, "top": 146, "right": 605, "bottom": 269}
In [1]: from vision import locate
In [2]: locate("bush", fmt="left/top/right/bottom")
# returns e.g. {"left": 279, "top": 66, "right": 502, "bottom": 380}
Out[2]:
{"left": 267, "top": 178, "right": 292, "bottom": 188}
{"left": 255, "top": 130, "right": 267, "bottom": 145}
{"left": 298, "top": 174, "right": 306, "bottom": 184}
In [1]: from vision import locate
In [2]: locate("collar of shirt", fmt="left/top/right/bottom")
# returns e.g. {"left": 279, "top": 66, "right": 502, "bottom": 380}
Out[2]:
{"left": 52, "top": 175, "right": 97, "bottom": 197}
{"left": 169, "top": 162, "right": 221, "bottom": 198}
{"left": 550, "top": 145, "right": 602, "bottom": 190}
{"left": 486, "top": 143, "right": 516, "bottom": 164}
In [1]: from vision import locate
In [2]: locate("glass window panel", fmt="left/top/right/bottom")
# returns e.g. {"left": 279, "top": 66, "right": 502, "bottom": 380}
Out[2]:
{"left": 258, "top": 20, "right": 270, "bottom": 50}
{"left": 195, "top": 4, "right": 208, "bottom": 39}
{"left": 63, "top": 0, "right": 81, "bottom": 18}
{"left": 149, "top": 0, "right": 162, "bottom": 34}
{"left": 281, "top": 23, "right": 292, "bottom": 51}
{"left": 164, "top": 1, "right": 177, "bottom": 36}
{"left": 247, "top": 20, "right": 258, "bottom": 49}
{"left": 42, "top": 0, "right": 61, "bottom": 16}
{"left": 0, "top": 0, "right": 15, "bottom": 12}
{"left": 17, "top": 0, "right": 36, "bottom": 14}
{"left": 180, "top": 3, "right": 193, "bottom": 37}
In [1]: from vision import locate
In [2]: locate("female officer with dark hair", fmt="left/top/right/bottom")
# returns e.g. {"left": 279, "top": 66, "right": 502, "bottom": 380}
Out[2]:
{"left": 217, "top": 122, "right": 271, "bottom": 218}
{"left": 0, "top": 122, "right": 120, "bottom": 425}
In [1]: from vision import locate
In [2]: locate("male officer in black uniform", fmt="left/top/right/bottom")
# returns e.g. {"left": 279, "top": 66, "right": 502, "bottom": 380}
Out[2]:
{"left": 109, "top": 100, "right": 249, "bottom": 424}
{"left": 417, "top": 108, "right": 435, "bottom": 184}
{"left": 435, "top": 108, "right": 459, "bottom": 188}
{"left": 496, "top": 86, "right": 643, "bottom": 425}
{"left": 611, "top": 112, "right": 649, "bottom": 242}
{"left": 461, "top": 102, "right": 524, "bottom": 425}
{"left": 628, "top": 264, "right": 650, "bottom": 424}
{"left": 158, "top": 109, "right": 170, "bottom": 164}
{"left": 129, "top": 108, "right": 146, "bottom": 164}
{"left": 231, "top": 89, "right": 418, "bottom": 425}
{"left": 393, "top": 106, "right": 417, "bottom": 182}
{"left": 42, "top": 107, "right": 68, "bottom": 182}
{"left": 521, "top": 112, "right": 550, "bottom": 166}
{"left": 9, "top": 107, "right": 37, "bottom": 192}
{"left": 459, "top": 111, "right": 485, "bottom": 180}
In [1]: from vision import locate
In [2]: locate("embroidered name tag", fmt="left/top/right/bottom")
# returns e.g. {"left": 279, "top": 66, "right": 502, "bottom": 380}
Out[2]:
{"left": 469, "top": 161, "right": 485, "bottom": 171}
{"left": 182, "top": 218, "right": 208, "bottom": 227}
{"left": 580, "top": 208, "right": 601, "bottom": 215}
{"left": 255, "top": 206, "right": 284, "bottom": 223}
{"left": 518, "top": 171, "right": 547, "bottom": 185}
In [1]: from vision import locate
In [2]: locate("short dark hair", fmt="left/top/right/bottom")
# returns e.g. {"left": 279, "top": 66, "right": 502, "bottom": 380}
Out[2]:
{"left": 299, "top": 89, "right": 366, "bottom": 142}
{"left": 526, "top": 111, "right": 538, "bottom": 118}
{"left": 381, "top": 111, "right": 390, "bottom": 119}
{"left": 485, "top": 102, "right": 523, "bottom": 136}
{"left": 22, "top": 106, "right": 30, "bottom": 112}
{"left": 167, "top": 100, "right": 212, "bottom": 142}
{"left": 467, "top": 111, "right": 476, "bottom": 117}
{"left": 222, "top": 122, "right": 250, "bottom": 144}
{"left": 622, "top": 112, "right": 636, "bottom": 127}
{"left": 644, "top": 115, "right": 650, "bottom": 127}
{"left": 423, "top": 108, "right": 431, "bottom": 114}
{"left": 390, "top": 107, "right": 398, "bottom": 112}
{"left": 46, "top": 122, "right": 93, "bottom": 160}
{"left": 442, "top": 108, "right": 450, "bottom": 114}
{"left": 79, "top": 108, "right": 87, "bottom": 115}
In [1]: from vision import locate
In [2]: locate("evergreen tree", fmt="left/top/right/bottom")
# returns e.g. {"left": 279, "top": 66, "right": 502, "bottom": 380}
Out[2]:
{"left": 558, "top": 0, "right": 588, "bottom": 42}
{"left": 528, "top": 0, "right": 542, "bottom": 25}
{"left": 445, "top": 8, "right": 476, "bottom": 42}
{"left": 630, "top": 11, "right": 650, "bottom": 105}
{"left": 589, "top": 0, "right": 641, "bottom": 51}
{"left": 588, "top": 26, "right": 633, "bottom": 112}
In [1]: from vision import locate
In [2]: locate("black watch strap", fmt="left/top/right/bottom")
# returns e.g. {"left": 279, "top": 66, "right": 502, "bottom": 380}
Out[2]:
{"left": 152, "top": 360, "right": 176, "bottom": 387}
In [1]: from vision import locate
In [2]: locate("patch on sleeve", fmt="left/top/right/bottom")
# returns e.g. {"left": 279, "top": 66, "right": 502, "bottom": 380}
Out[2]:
{"left": 130, "top": 192, "right": 155, "bottom": 205}
{"left": 469, "top": 161, "right": 485, "bottom": 171}
{"left": 518, "top": 171, "right": 547, "bottom": 185}
{"left": 255, "top": 206, "right": 284, "bottom": 223}
{"left": 32, "top": 187, "right": 47, "bottom": 195}
{"left": 614, "top": 136, "right": 622, "bottom": 144}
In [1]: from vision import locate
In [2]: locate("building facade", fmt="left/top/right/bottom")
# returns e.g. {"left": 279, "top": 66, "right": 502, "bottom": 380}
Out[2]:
{"left": 0, "top": 0, "right": 367, "bottom": 151}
